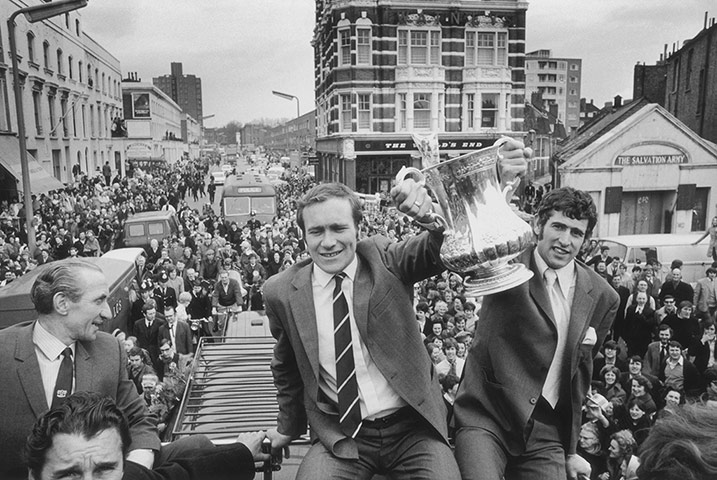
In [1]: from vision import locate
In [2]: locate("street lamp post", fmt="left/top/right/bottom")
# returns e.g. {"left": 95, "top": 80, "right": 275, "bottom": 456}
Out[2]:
{"left": 272, "top": 90, "right": 300, "bottom": 153}
{"left": 8, "top": 0, "right": 88, "bottom": 254}
{"left": 272, "top": 90, "right": 300, "bottom": 119}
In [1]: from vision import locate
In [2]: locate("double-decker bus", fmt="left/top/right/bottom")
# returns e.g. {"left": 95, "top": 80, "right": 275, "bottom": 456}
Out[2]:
{"left": 219, "top": 173, "right": 277, "bottom": 225}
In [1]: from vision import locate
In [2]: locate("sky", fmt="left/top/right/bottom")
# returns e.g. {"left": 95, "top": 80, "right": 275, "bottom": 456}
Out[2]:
{"left": 80, "top": 0, "right": 715, "bottom": 128}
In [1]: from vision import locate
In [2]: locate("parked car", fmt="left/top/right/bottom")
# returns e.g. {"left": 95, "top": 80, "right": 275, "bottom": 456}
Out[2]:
{"left": 596, "top": 233, "right": 712, "bottom": 284}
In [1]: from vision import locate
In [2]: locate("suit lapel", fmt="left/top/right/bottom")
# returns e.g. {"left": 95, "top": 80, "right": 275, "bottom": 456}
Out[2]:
{"left": 567, "top": 265, "right": 596, "bottom": 375}
{"left": 352, "top": 258, "right": 371, "bottom": 340}
{"left": 16, "top": 324, "right": 50, "bottom": 416}
{"left": 75, "top": 341, "right": 94, "bottom": 392}
{"left": 290, "top": 263, "right": 320, "bottom": 380}
{"left": 527, "top": 252, "right": 556, "bottom": 329}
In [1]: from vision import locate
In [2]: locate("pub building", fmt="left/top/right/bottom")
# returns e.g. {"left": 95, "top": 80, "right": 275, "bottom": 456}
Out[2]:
{"left": 554, "top": 99, "right": 717, "bottom": 237}
{"left": 312, "top": 1, "right": 530, "bottom": 194}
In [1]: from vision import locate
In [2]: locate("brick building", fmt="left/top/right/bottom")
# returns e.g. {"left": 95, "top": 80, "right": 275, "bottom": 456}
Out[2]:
{"left": 634, "top": 16, "right": 717, "bottom": 143}
{"left": 313, "top": 0, "right": 528, "bottom": 194}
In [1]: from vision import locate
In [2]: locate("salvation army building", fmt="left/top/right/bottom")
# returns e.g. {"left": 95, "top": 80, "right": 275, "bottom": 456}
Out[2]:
{"left": 554, "top": 99, "right": 717, "bottom": 237}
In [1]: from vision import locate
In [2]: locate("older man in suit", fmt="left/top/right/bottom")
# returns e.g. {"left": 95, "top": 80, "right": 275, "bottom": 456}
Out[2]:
{"left": 0, "top": 259, "right": 160, "bottom": 479}
{"left": 454, "top": 187, "right": 620, "bottom": 480}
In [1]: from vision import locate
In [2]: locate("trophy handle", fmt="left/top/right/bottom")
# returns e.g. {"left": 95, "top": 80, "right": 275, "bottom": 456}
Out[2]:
{"left": 493, "top": 136, "right": 521, "bottom": 203}
{"left": 395, "top": 166, "right": 448, "bottom": 230}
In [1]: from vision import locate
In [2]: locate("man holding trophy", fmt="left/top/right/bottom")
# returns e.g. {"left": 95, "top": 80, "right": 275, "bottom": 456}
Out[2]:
{"left": 453, "top": 186, "right": 619, "bottom": 480}
{"left": 264, "top": 138, "right": 530, "bottom": 479}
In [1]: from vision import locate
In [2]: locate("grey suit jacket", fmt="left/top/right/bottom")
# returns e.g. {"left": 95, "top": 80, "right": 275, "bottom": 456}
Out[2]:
{"left": 0, "top": 322, "right": 160, "bottom": 479}
{"left": 264, "top": 231, "right": 448, "bottom": 460}
{"left": 454, "top": 249, "right": 619, "bottom": 455}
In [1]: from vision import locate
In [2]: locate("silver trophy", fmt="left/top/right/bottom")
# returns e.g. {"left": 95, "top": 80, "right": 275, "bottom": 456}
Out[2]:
{"left": 396, "top": 137, "right": 534, "bottom": 296}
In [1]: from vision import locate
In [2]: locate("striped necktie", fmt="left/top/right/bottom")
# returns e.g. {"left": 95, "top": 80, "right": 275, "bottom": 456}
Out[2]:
{"left": 333, "top": 272, "right": 362, "bottom": 438}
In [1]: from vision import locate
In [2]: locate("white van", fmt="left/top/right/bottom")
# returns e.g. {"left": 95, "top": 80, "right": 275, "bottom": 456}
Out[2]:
{"left": 596, "top": 233, "right": 712, "bottom": 284}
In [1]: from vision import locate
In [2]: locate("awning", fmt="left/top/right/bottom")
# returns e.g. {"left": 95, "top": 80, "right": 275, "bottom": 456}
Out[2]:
{"left": 0, "top": 135, "right": 65, "bottom": 194}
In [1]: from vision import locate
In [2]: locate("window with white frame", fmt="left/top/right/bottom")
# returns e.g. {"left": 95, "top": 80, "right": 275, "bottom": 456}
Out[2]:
{"left": 357, "top": 27, "right": 371, "bottom": 65}
{"left": 340, "top": 94, "right": 352, "bottom": 131}
{"left": 413, "top": 93, "right": 431, "bottom": 129}
{"left": 397, "top": 30, "right": 440, "bottom": 65}
{"left": 48, "top": 95, "right": 56, "bottom": 136}
{"left": 465, "top": 31, "right": 507, "bottom": 66}
{"left": 481, "top": 94, "right": 498, "bottom": 128}
{"left": 398, "top": 93, "right": 407, "bottom": 130}
{"left": 357, "top": 93, "right": 371, "bottom": 130}
{"left": 339, "top": 29, "right": 351, "bottom": 66}
{"left": 466, "top": 93, "right": 475, "bottom": 129}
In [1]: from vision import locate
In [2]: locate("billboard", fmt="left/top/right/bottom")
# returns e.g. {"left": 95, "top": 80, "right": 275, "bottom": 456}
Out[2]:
{"left": 132, "top": 93, "right": 150, "bottom": 118}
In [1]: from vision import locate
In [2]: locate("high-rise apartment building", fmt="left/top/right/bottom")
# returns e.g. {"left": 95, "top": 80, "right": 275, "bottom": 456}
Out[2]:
{"left": 313, "top": 1, "right": 528, "bottom": 193}
{"left": 525, "top": 50, "right": 582, "bottom": 133}
{"left": 153, "top": 62, "right": 203, "bottom": 126}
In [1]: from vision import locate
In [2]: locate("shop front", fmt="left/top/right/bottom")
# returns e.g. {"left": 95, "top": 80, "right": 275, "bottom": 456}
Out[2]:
{"left": 556, "top": 102, "right": 717, "bottom": 237}
{"left": 315, "top": 134, "right": 506, "bottom": 194}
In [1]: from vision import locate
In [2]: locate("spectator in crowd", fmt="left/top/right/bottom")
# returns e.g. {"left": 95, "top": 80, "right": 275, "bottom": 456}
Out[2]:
{"left": 642, "top": 324, "right": 673, "bottom": 380}
{"left": 659, "top": 268, "right": 694, "bottom": 307}
{"left": 576, "top": 421, "right": 607, "bottom": 480}
{"left": 586, "top": 245, "right": 612, "bottom": 273}
{"left": 157, "top": 338, "right": 192, "bottom": 382}
{"left": 617, "top": 398, "right": 652, "bottom": 446}
{"left": 158, "top": 305, "right": 192, "bottom": 356}
{"left": 663, "top": 340, "right": 703, "bottom": 399}
{"left": 692, "top": 215, "right": 717, "bottom": 262}
{"left": 625, "top": 375, "right": 657, "bottom": 416}
{"left": 662, "top": 301, "right": 700, "bottom": 350}
{"left": 600, "top": 430, "right": 639, "bottom": 480}
{"left": 24, "top": 391, "right": 268, "bottom": 480}
{"left": 624, "top": 291, "right": 657, "bottom": 358}
{"left": 693, "top": 267, "right": 717, "bottom": 321}
{"left": 593, "top": 340, "right": 627, "bottom": 381}
{"left": 199, "top": 249, "right": 221, "bottom": 282}
{"left": 620, "top": 356, "right": 660, "bottom": 397}
{"left": 134, "top": 301, "right": 165, "bottom": 374}
{"left": 127, "top": 346, "right": 157, "bottom": 394}
{"left": 597, "top": 365, "right": 627, "bottom": 407}
{"left": 610, "top": 275, "right": 631, "bottom": 343}
{"left": 625, "top": 280, "right": 657, "bottom": 314}
{"left": 436, "top": 337, "right": 465, "bottom": 378}
{"left": 654, "top": 294, "right": 678, "bottom": 324}
{"left": 689, "top": 318, "right": 717, "bottom": 376}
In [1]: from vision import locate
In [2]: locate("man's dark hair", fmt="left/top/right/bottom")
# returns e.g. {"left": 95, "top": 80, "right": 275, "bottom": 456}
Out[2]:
{"left": 535, "top": 187, "right": 598, "bottom": 238}
{"left": 296, "top": 183, "right": 363, "bottom": 234}
{"left": 24, "top": 392, "right": 130, "bottom": 479}
{"left": 128, "top": 346, "right": 144, "bottom": 359}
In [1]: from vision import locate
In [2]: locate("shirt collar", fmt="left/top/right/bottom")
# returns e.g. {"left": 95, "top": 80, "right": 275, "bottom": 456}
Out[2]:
{"left": 312, "top": 256, "right": 358, "bottom": 289}
{"left": 33, "top": 321, "right": 75, "bottom": 361}
{"left": 533, "top": 250, "right": 576, "bottom": 297}
{"left": 668, "top": 355, "right": 684, "bottom": 366}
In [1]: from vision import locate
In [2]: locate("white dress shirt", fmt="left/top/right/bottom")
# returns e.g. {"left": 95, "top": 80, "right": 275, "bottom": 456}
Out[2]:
{"left": 534, "top": 251, "right": 576, "bottom": 407}
{"left": 33, "top": 322, "right": 76, "bottom": 408}
{"left": 312, "top": 257, "right": 406, "bottom": 420}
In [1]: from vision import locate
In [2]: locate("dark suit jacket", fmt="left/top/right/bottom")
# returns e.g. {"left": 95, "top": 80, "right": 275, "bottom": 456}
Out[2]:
{"left": 134, "top": 318, "right": 166, "bottom": 371}
{"left": 642, "top": 341, "right": 668, "bottom": 379}
{"left": 264, "top": 231, "right": 448, "bottom": 460}
{"left": 624, "top": 305, "right": 656, "bottom": 356}
{"left": 454, "top": 249, "right": 619, "bottom": 455}
{"left": 158, "top": 320, "right": 193, "bottom": 356}
{"left": 153, "top": 286, "right": 178, "bottom": 312}
{"left": 0, "top": 322, "right": 159, "bottom": 479}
